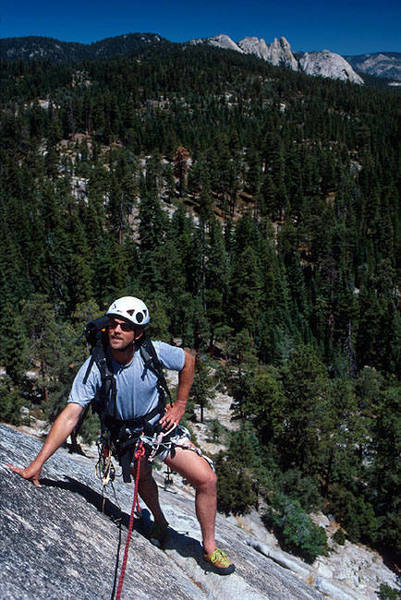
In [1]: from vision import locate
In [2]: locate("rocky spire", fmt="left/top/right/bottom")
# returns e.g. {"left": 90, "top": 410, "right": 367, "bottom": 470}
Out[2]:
{"left": 238, "top": 36, "right": 298, "bottom": 70}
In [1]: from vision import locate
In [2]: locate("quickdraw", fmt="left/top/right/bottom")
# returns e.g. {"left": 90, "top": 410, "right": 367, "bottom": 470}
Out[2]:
{"left": 141, "top": 424, "right": 215, "bottom": 470}
{"left": 142, "top": 423, "right": 178, "bottom": 462}
{"left": 95, "top": 434, "right": 116, "bottom": 487}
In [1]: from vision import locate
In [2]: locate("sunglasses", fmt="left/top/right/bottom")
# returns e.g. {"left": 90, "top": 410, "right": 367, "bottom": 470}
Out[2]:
{"left": 108, "top": 319, "right": 134, "bottom": 332}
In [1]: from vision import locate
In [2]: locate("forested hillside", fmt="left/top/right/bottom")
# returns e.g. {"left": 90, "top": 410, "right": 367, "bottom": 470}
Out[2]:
{"left": 1, "top": 43, "right": 401, "bottom": 569}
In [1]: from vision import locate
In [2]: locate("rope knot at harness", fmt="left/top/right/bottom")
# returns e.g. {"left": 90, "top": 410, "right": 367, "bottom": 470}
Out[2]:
{"left": 134, "top": 444, "right": 146, "bottom": 459}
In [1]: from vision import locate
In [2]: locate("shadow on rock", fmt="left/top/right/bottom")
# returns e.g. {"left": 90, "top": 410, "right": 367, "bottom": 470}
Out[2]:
{"left": 39, "top": 476, "right": 141, "bottom": 529}
{"left": 39, "top": 475, "right": 207, "bottom": 567}
{"left": 164, "top": 528, "right": 220, "bottom": 573}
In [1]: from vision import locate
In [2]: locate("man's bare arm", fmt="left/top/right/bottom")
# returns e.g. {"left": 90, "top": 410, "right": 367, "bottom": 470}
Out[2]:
{"left": 160, "top": 351, "right": 195, "bottom": 429}
{"left": 7, "top": 402, "right": 84, "bottom": 487}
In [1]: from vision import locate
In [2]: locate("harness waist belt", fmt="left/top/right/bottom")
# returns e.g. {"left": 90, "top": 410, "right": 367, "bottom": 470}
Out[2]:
{"left": 104, "top": 405, "right": 162, "bottom": 434}
{"left": 103, "top": 406, "right": 163, "bottom": 483}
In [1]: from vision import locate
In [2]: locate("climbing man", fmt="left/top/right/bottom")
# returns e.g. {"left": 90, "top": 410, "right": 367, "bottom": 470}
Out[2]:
{"left": 8, "top": 296, "right": 235, "bottom": 575}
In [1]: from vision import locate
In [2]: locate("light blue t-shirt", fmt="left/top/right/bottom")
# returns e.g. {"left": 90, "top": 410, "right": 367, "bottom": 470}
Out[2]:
{"left": 68, "top": 342, "right": 185, "bottom": 422}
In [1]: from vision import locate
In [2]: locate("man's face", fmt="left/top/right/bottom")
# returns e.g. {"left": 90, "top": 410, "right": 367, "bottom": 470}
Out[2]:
{"left": 107, "top": 317, "right": 136, "bottom": 351}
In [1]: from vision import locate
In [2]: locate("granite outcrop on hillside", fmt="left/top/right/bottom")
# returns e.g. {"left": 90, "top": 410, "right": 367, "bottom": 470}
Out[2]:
{"left": 238, "top": 36, "right": 299, "bottom": 71}
{"left": 299, "top": 50, "right": 364, "bottom": 84}
{"left": 190, "top": 34, "right": 364, "bottom": 84}
{"left": 2, "top": 421, "right": 398, "bottom": 600}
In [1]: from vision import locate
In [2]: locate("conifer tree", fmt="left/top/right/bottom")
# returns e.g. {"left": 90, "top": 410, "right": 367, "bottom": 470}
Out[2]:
{"left": 0, "top": 302, "right": 29, "bottom": 386}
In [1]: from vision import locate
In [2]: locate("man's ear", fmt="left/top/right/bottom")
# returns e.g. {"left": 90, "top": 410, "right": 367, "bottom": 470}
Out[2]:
{"left": 134, "top": 326, "right": 144, "bottom": 341}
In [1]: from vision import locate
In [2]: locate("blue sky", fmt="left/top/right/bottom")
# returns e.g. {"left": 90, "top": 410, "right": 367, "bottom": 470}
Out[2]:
{"left": 1, "top": 0, "right": 400, "bottom": 55}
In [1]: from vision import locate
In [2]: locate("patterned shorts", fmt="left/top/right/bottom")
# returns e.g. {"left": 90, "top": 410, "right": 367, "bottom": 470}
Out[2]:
{"left": 150, "top": 424, "right": 215, "bottom": 471}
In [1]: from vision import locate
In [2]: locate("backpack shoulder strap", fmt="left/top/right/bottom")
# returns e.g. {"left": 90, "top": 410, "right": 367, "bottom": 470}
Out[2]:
{"left": 83, "top": 334, "right": 110, "bottom": 383}
{"left": 139, "top": 336, "right": 172, "bottom": 405}
{"left": 83, "top": 335, "right": 117, "bottom": 420}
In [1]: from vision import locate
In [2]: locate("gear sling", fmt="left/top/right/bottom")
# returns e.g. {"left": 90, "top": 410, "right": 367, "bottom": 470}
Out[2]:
{"left": 83, "top": 316, "right": 172, "bottom": 482}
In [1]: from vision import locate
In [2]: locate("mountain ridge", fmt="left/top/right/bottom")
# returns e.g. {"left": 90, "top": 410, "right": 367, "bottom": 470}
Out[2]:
{"left": 1, "top": 33, "right": 400, "bottom": 84}
{"left": 0, "top": 33, "right": 173, "bottom": 64}
{"left": 344, "top": 52, "right": 401, "bottom": 82}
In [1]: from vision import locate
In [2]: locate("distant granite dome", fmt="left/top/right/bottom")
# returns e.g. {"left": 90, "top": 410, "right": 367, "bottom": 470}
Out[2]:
{"left": 237, "top": 36, "right": 269, "bottom": 59}
{"left": 299, "top": 50, "right": 364, "bottom": 84}
{"left": 208, "top": 34, "right": 243, "bottom": 53}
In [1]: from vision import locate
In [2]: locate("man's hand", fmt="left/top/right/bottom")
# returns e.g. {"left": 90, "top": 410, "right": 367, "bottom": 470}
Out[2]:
{"left": 7, "top": 402, "right": 83, "bottom": 488}
{"left": 160, "top": 402, "right": 186, "bottom": 430}
{"left": 7, "top": 462, "right": 43, "bottom": 487}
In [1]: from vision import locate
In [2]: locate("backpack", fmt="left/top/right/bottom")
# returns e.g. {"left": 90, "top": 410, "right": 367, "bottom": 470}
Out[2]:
{"left": 80, "top": 316, "right": 172, "bottom": 481}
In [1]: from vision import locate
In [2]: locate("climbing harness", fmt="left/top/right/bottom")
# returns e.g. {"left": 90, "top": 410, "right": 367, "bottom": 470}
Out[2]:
{"left": 142, "top": 422, "right": 178, "bottom": 462}
{"left": 95, "top": 423, "right": 214, "bottom": 488}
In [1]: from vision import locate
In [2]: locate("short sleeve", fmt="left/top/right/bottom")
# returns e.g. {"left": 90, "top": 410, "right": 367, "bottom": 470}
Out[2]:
{"left": 153, "top": 342, "right": 186, "bottom": 371}
{"left": 67, "top": 357, "right": 102, "bottom": 409}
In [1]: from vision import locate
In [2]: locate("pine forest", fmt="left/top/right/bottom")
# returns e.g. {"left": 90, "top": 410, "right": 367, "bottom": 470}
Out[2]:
{"left": 1, "top": 40, "right": 401, "bottom": 567}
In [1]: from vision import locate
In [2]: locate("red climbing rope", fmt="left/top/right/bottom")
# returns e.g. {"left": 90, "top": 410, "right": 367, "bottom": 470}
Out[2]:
{"left": 115, "top": 441, "right": 145, "bottom": 600}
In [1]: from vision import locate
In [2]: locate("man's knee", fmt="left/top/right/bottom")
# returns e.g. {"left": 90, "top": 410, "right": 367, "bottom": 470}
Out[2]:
{"left": 198, "top": 466, "right": 217, "bottom": 492}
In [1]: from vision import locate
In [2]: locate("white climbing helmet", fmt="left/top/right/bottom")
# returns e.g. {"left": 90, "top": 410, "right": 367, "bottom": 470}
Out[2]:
{"left": 106, "top": 296, "right": 150, "bottom": 326}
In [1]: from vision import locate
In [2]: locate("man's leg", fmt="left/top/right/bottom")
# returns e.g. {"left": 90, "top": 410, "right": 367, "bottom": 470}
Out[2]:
{"left": 132, "top": 459, "right": 168, "bottom": 529}
{"left": 164, "top": 447, "right": 217, "bottom": 554}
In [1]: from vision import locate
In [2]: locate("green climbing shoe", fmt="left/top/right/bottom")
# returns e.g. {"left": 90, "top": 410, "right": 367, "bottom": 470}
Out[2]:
{"left": 203, "top": 548, "right": 235, "bottom": 575}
